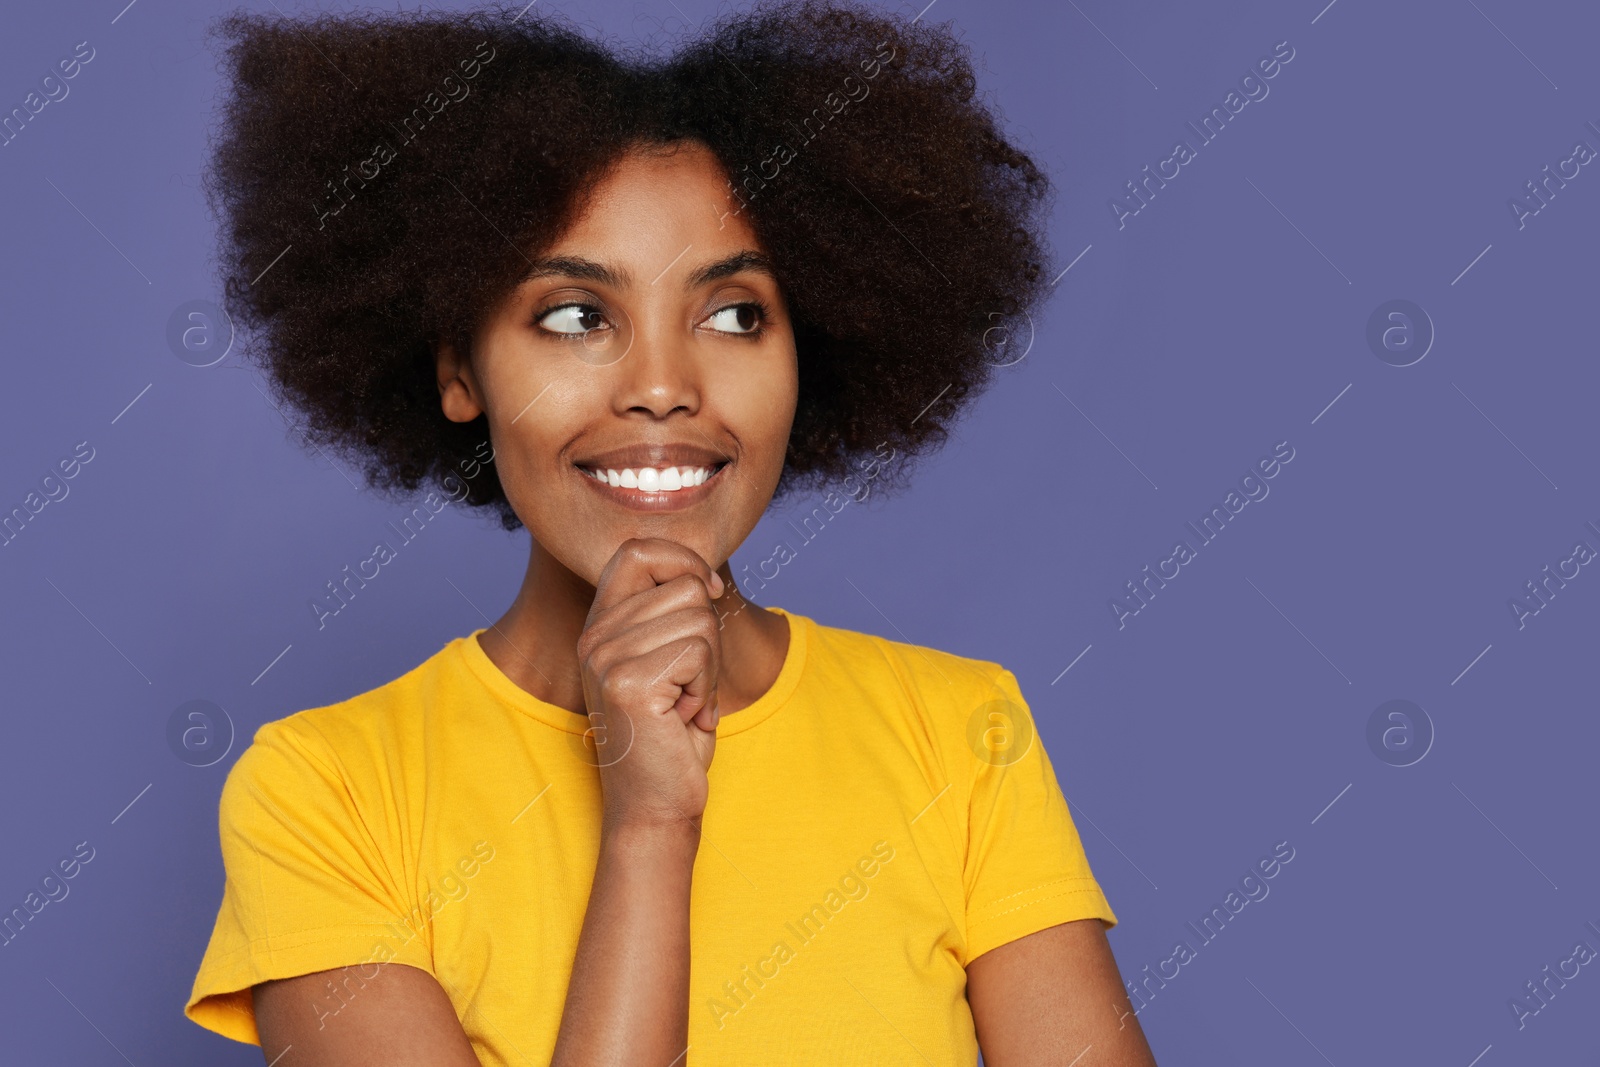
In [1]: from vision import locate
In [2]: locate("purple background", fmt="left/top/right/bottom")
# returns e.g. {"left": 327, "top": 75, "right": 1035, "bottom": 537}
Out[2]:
{"left": 3, "top": 0, "right": 1596, "bottom": 1063}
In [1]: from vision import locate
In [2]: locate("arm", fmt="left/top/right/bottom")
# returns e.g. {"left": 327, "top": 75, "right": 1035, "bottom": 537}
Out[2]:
{"left": 967, "top": 918, "right": 1159, "bottom": 1067}
{"left": 549, "top": 820, "right": 700, "bottom": 1066}
{"left": 254, "top": 964, "right": 481, "bottom": 1066}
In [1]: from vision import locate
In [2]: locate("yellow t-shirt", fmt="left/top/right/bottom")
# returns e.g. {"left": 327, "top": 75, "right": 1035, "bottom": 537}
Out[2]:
{"left": 185, "top": 606, "right": 1116, "bottom": 1064}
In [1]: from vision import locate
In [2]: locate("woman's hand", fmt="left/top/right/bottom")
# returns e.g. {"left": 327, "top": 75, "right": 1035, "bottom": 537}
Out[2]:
{"left": 576, "top": 536, "right": 726, "bottom": 831}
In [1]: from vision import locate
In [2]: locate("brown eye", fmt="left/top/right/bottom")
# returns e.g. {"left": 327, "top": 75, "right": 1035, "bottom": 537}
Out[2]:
{"left": 538, "top": 304, "right": 607, "bottom": 335}
{"left": 704, "top": 303, "right": 763, "bottom": 335}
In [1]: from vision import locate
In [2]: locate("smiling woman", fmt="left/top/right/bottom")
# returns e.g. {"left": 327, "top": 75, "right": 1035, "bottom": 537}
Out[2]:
{"left": 183, "top": 2, "right": 1159, "bottom": 1066}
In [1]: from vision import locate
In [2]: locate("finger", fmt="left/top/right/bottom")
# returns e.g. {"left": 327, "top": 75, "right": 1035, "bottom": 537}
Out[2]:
{"left": 691, "top": 692, "right": 719, "bottom": 733}
{"left": 595, "top": 604, "right": 722, "bottom": 694}
{"left": 618, "top": 634, "right": 714, "bottom": 723}
{"left": 660, "top": 636, "right": 716, "bottom": 723}
{"left": 592, "top": 574, "right": 723, "bottom": 635}
{"left": 590, "top": 538, "right": 725, "bottom": 619}
{"left": 689, "top": 717, "right": 717, "bottom": 764}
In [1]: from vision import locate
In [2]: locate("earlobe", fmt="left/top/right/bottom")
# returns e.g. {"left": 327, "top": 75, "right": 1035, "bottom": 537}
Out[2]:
{"left": 435, "top": 340, "right": 484, "bottom": 423}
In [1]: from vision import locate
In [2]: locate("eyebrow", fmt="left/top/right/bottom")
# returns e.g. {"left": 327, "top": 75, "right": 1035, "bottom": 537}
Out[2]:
{"left": 521, "top": 250, "right": 776, "bottom": 289}
{"left": 686, "top": 250, "right": 776, "bottom": 288}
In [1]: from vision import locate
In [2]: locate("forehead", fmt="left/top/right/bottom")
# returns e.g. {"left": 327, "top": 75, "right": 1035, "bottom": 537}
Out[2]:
{"left": 546, "top": 141, "right": 763, "bottom": 270}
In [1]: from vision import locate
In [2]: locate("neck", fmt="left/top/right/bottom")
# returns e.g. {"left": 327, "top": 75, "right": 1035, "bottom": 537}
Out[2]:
{"left": 475, "top": 538, "right": 789, "bottom": 718}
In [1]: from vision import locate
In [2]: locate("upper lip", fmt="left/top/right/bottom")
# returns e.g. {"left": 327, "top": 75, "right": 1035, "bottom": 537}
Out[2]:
{"left": 572, "top": 442, "right": 731, "bottom": 471}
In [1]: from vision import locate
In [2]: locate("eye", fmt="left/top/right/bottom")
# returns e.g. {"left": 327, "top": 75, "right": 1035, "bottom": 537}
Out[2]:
{"left": 703, "top": 302, "right": 767, "bottom": 336}
{"left": 537, "top": 303, "right": 608, "bottom": 336}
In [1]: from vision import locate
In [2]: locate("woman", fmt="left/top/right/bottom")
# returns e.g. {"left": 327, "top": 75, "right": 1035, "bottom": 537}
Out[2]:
{"left": 184, "top": 2, "right": 1160, "bottom": 1064}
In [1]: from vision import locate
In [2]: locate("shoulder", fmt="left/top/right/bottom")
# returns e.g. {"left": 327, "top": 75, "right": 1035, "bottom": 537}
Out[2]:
{"left": 220, "top": 632, "right": 467, "bottom": 813}
{"left": 792, "top": 610, "right": 1045, "bottom": 798}
{"left": 797, "top": 609, "right": 1018, "bottom": 718}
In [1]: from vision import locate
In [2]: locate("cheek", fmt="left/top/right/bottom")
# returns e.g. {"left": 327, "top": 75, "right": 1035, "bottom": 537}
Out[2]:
{"left": 734, "top": 342, "right": 799, "bottom": 458}
{"left": 772, "top": 350, "right": 800, "bottom": 450}
{"left": 730, "top": 383, "right": 797, "bottom": 497}
{"left": 482, "top": 373, "right": 590, "bottom": 502}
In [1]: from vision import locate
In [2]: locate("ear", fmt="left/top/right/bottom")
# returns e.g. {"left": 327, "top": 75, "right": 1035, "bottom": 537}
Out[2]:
{"left": 436, "top": 336, "right": 484, "bottom": 423}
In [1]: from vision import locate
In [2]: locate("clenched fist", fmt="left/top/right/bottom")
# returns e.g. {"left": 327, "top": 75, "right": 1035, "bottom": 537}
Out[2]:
{"left": 576, "top": 537, "right": 725, "bottom": 831}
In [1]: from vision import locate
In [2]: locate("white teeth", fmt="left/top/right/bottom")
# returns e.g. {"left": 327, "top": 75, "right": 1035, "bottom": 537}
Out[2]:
{"left": 585, "top": 465, "right": 718, "bottom": 492}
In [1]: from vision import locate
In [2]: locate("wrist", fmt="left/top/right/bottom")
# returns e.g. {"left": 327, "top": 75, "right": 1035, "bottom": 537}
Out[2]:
{"left": 600, "top": 814, "right": 702, "bottom": 859}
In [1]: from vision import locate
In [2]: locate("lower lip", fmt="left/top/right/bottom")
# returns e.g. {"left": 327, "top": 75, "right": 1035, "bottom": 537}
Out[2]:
{"left": 575, "top": 464, "right": 726, "bottom": 512}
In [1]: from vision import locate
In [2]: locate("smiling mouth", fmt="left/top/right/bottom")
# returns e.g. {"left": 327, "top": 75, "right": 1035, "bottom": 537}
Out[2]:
{"left": 575, "top": 461, "right": 729, "bottom": 493}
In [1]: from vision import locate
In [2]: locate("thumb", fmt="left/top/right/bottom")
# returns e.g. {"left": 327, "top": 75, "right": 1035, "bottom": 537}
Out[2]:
{"left": 690, "top": 692, "right": 719, "bottom": 733}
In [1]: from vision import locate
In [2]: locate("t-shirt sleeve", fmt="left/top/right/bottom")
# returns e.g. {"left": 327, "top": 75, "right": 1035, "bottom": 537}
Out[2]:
{"left": 184, "top": 718, "right": 434, "bottom": 1045}
{"left": 962, "top": 667, "right": 1118, "bottom": 964}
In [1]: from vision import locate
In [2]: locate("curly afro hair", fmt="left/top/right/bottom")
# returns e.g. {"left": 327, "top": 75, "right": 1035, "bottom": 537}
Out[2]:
{"left": 205, "top": 0, "right": 1057, "bottom": 531}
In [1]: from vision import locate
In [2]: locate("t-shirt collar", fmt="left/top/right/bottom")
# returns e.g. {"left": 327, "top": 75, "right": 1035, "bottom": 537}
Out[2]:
{"left": 455, "top": 605, "right": 809, "bottom": 737}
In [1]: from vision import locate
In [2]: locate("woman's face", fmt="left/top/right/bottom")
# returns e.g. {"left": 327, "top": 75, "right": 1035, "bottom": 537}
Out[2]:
{"left": 437, "top": 139, "right": 799, "bottom": 588}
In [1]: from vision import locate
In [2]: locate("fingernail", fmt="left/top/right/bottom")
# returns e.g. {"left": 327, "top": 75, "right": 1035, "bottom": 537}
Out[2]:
{"left": 712, "top": 573, "right": 726, "bottom": 597}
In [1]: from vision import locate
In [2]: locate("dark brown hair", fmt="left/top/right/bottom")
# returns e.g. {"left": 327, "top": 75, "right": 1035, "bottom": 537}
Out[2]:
{"left": 206, "top": 0, "right": 1056, "bottom": 530}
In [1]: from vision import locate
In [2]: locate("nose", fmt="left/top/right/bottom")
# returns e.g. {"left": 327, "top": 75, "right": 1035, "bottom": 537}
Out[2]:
{"left": 611, "top": 318, "right": 702, "bottom": 419}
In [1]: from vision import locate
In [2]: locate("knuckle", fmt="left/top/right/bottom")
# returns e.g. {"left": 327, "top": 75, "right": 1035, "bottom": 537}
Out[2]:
{"left": 598, "top": 667, "right": 633, "bottom": 703}
{"left": 587, "top": 645, "right": 615, "bottom": 679}
{"left": 658, "top": 540, "right": 699, "bottom": 570}
{"left": 577, "top": 624, "right": 613, "bottom": 664}
{"left": 692, "top": 608, "right": 720, "bottom": 640}
{"left": 669, "top": 573, "right": 712, "bottom": 604}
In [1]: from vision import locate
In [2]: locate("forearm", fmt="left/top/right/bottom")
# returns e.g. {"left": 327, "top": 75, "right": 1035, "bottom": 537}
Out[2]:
{"left": 551, "top": 820, "right": 700, "bottom": 1067}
